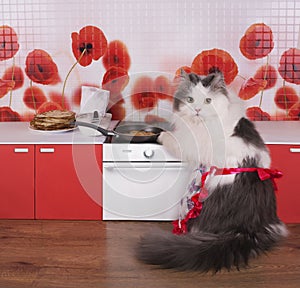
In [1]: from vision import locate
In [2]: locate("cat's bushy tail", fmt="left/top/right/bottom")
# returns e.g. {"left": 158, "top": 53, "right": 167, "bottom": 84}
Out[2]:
{"left": 136, "top": 227, "right": 284, "bottom": 272}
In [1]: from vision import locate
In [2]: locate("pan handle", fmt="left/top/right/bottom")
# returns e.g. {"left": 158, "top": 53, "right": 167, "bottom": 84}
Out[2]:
{"left": 73, "top": 121, "right": 118, "bottom": 137}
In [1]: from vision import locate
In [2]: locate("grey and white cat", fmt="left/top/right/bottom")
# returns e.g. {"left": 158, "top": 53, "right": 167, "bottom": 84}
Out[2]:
{"left": 136, "top": 70, "right": 288, "bottom": 272}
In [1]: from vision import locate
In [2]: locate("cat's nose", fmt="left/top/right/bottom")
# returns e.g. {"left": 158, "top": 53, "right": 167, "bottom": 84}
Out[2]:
{"left": 195, "top": 108, "right": 201, "bottom": 116}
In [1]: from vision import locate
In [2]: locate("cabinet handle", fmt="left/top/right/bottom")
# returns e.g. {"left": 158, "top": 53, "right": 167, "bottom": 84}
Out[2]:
{"left": 290, "top": 148, "right": 300, "bottom": 153}
{"left": 14, "top": 148, "right": 29, "bottom": 153}
{"left": 40, "top": 148, "right": 55, "bottom": 153}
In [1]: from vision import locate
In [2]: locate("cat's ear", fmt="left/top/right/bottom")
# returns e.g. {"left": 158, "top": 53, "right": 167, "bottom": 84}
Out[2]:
{"left": 201, "top": 74, "right": 217, "bottom": 88}
{"left": 179, "top": 70, "right": 201, "bottom": 85}
{"left": 180, "top": 69, "right": 189, "bottom": 79}
{"left": 201, "top": 70, "right": 227, "bottom": 94}
{"left": 188, "top": 73, "right": 201, "bottom": 85}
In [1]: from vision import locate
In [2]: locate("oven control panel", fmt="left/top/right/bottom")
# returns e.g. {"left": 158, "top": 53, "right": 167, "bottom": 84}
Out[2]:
{"left": 103, "top": 144, "right": 182, "bottom": 162}
{"left": 143, "top": 149, "right": 154, "bottom": 159}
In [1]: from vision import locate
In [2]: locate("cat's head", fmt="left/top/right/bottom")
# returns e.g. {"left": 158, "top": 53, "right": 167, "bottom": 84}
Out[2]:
{"left": 173, "top": 69, "right": 230, "bottom": 120}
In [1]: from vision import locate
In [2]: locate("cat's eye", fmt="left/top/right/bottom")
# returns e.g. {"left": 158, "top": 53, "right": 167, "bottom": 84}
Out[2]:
{"left": 186, "top": 97, "right": 194, "bottom": 103}
{"left": 204, "top": 98, "right": 212, "bottom": 104}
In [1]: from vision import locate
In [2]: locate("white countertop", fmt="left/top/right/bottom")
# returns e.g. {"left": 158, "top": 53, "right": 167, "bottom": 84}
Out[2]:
{"left": 0, "top": 121, "right": 299, "bottom": 145}
{"left": 0, "top": 122, "right": 110, "bottom": 144}
{"left": 254, "top": 121, "right": 300, "bottom": 145}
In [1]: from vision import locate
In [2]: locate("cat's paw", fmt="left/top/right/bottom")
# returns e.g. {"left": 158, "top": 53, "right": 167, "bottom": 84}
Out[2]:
{"left": 157, "top": 131, "right": 166, "bottom": 144}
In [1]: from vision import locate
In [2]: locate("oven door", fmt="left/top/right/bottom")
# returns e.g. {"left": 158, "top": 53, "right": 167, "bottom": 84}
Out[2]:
{"left": 103, "top": 162, "right": 191, "bottom": 220}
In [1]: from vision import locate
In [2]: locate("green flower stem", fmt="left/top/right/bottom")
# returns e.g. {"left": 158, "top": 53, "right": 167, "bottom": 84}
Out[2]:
{"left": 258, "top": 55, "right": 269, "bottom": 108}
{"left": 9, "top": 57, "right": 15, "bottom": 108}
{"left": 30, "top": 80, "right": 37, "bottom": 114}
{"left": 237, "top": 74, "right": 246, "bottom": 80}
{"left": 61, "top": 48, "right": 87, "bottom": 110}
{"left": 283, "top": 80, "right": 288, "bottom": 117}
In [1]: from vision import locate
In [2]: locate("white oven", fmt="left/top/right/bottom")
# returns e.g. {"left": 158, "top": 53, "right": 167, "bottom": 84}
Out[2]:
{"left": 102, "top": 144, "right": 191, "bottom": 220}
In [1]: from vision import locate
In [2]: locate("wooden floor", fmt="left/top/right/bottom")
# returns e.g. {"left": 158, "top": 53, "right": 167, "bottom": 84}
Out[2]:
{"left": 0, "top": 221, "right": 299, "bottom": 288}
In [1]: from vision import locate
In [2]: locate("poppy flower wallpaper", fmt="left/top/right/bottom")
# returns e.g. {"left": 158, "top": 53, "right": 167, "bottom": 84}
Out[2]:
{"left": 71, "top": 26, "right": 108, "bottom": 67}
{"left": 1, "top": 0, "right": 300, "bottom": 122}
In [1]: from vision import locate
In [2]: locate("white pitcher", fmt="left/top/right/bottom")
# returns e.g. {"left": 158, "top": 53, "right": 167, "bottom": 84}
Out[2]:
{"left": 79, "top": 86, "right": 110, "bottom": 118}
{"left": 77, "top": 86, "right": 110, "bottom": 136}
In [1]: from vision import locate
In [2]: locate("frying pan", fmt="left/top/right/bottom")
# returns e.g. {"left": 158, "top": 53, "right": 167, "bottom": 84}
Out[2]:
{"left": 74, "top": 121, "right": 164, "bottom": 143}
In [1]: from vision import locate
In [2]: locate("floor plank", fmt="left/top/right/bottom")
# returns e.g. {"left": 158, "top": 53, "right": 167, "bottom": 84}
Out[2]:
{"left": 0, "top": 220, "right": 299, "bottom": 288}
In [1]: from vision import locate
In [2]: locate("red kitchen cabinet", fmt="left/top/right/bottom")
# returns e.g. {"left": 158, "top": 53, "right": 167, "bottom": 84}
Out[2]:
{"left": 0, "top": 145, "right": 35, "bottom": 219}
{"left": 268, "top": 144, "right": 300, "bottom": 223}
{"left": 35, "top": 144, "right": 103, "bottom": 220}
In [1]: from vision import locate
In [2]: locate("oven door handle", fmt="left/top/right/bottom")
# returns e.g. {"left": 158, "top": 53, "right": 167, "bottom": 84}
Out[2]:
{"left": 103, "top": 162, "right": 188, "bottom": 169}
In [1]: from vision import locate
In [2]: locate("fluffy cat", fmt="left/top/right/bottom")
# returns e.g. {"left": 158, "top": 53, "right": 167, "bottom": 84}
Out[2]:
{"left": 135, "top": 70, "right": 288, "bottom": 272}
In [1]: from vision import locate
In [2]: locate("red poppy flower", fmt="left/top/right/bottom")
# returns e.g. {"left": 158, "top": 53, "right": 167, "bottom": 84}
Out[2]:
{"left": 0, "top": 26, "right": 19, "bottom": 61}
{"left": 175, "top": 66, "right": 192, "bottom": 78}
{"left": 0, "top": 79, "right": 15, "bottom": 98}
{"left": 102, "top": 40, "right": 131, "bottom": 71}
{"left": 269, "top": 111, "right": 285, "bottom": 121}
{"left": 25, "top": 49, "right": 61, "bottom": 85}
{"left": 72, "top": 86, "right": 83, "bottom": 107}
{"left": 278, "top": 48, "right": 300, "bottom": 84}
{"left": 102, "top": 66, "right": 129, "bottom": 94}
{"left": 21, "top": 112, "right": 35, "bottom": 122}
{"left": 288, "top": 102, "right": 300, "bottom": 120}
{"left": 49, "top": 91, "right": 71, "bottom": 110}
{"left": 37, "top": 101, "right": 63, "bottom": 114}
{"left": 0, "top": 106, "right": 21, "bottom": 121}
{"left": 144, "top": 114, "right": 167, "bottom": 123}
{"left": 2, "top": 66, "right": 24, "bottom": 90}
{"left": 108, "top": 103, "right": 126, "bottom": 121}
{"left": 246, "top": 106, "right": 271, "bottom": 121}
{"left": 239, "top": 23, "right": 274, "bottom": 60}
{"left": 131, "top": 76, "right": 158, "bottom": 111}
{"left": 274, "top": 86, "right": 299, "bottom": 110}
{"left": 23, "top": 86, "right": 47, "bottom": 110}
{"left": 191, "top": 48, "right": 238, "bottom": 85}
{"left": 253, "top": 65, "right": 277, "bottom": 89}
{"left": 153, "top": 75, "right": 172, "bottom": 101}
{"left": 107, "top": 93, "right": 125, "bottom": 111}
{"left": 71, "top": 26, "right": 108, "bottom": 67}
{"left": 132, "top": 92, "right": 158, "bottom": 111}
{"left": 238, "top": 78, "right": 267, "bottom": 100}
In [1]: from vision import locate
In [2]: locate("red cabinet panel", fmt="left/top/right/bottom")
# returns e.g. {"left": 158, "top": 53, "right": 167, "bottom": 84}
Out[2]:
{"left": 35, "top": 144, "right": 102, "bottom": 220}
{"left": 0, "top": 145, "right": 34, "bottom": 219}
{"left": 268, "top": 144, "right": 300, "bottom": 223}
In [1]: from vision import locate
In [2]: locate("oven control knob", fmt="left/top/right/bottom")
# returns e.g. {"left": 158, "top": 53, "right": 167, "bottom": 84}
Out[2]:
{"left": 143, "top": 149, "right": 154, "bottom": 159}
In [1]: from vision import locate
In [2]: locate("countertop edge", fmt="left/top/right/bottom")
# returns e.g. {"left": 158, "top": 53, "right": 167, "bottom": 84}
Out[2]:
{"left": 0, "top": 121, "right": 299, "bottom": 145}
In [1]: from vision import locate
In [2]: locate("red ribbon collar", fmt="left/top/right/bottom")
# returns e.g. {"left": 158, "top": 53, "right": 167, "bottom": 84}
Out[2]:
{"left": 172, "top": 166, "right": 283, "bottom": 235}
{"left": 209, "top": 166, "right": 283, "bottom": 181}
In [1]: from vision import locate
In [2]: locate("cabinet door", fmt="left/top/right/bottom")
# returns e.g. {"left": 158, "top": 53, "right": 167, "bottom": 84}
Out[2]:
{"left": 36, "top": 144, "right": 102, "bottom": 220}
{"left": 268, "top": 144, "right": 300, "bottom": 223}
{"left": 0, "top": 145, "right": 34, "bottom": 219}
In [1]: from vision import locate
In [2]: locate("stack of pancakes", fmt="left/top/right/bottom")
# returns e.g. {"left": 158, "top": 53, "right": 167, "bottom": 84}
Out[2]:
{"left": 30, "top": 110, "right": 76, "bottom": 130}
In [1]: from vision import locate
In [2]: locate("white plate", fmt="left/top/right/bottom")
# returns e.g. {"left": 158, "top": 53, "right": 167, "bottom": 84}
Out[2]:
{"left": 28, "top": 125, "right": 78, "bottom": 133}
